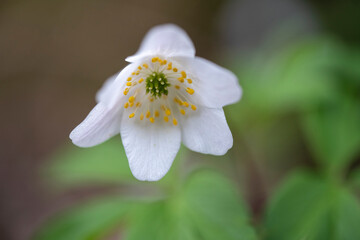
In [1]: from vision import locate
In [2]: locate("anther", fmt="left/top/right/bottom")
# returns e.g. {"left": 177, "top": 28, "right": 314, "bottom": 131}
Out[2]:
{"left": 173, "top": 68, "right": 178, "bottom": 72}
{"left": 183, "top": 101, "right": 189, "bottom": 107}
{"left": 186, "top": 88, "right": 195, "bottom": 95}
{"left": 151, "top": 57, "right": 158, "bottom": 62}
{"left": 180, "top": 109, "right": 185, "bottom": 115}
{"left": 175, "top": 85, "right": 180, "bottom": 89}
{"left": 129, "top": 96, "right": 135, "bottom": 103}
{"left": 126, "top": 82, "right": 132, "bottom": 86}
{"left": 127, "top": 77, "right": 132, "bottom": 81}
{"left": 123, "top": 88, "right": 129, "bottom": 95}
{"left": 124, "top": 102, "right": 129, "bottom": 108}
{"left": 129, "top": 113, "right": 135, "bottom": 118}
{"left": 143, "top": 63, "right": 148, "bottom": 69}
{"left": 181, "top": 71, "right": 186, "bottom": 78}
{"left": 139, "top": 78, "right": 144, "bottom": 83}
{"left": 167, "top": 62, "right": 172, "bottom": 70}
{"left": 173, "top": 118, "right": 178, "bottom": 125}
{"left": 155, "top": 110, "right": 159, "bottom": 117}
{"left": 165, "top": 109, "right": 171, "bottom": 116}
{"left": 191, "top": 105, "right": 197, "bottom": 111}
{"left": 178, "top": 77, "right": 184, "bottom": 83}
{"left": 187, "top": 78, "right": 192, "bottom": 84}
{"left": 138, "top": 66, "right": 142, "bottom": 70}
{"left": 149, "top": 117, "right": 155, "bottom": 123}
{"left": 164, "top": 116, "right": 169, "bottom": 122}
{"left": 146, "top": 111, "right": 150, "bottom": 118}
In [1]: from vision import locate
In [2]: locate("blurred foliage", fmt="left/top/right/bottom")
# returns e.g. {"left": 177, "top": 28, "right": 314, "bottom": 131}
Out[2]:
{"left": 35, "top": 34, "right": 360, "bottom": 240}
{"left": 47, "top": 140, "right": 134, "bottom": 187}
{"left": 265, "top": 171, "right": 360, "bottom": 240}
{"left": 34, "top": 169, "right": 256, "bottom": 240}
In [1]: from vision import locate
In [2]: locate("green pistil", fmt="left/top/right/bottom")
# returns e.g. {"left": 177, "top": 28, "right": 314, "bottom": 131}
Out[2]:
{"left": 145, "top": 72, "right": 170, "bottom": 98}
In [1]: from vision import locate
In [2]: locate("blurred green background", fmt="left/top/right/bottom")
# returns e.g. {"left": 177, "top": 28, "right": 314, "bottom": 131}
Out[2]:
{"left": 1, "top": 0, "right": 360, "bottom": 239}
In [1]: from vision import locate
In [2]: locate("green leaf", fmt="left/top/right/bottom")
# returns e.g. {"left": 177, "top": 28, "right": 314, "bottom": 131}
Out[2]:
{"left": 45, "top": 139, "right": 135, "bottom": 188}
{"left": 123, "top": 170, "right": 257, "bottom": 240}
{"left": 302, "top": 95, "right": 360, "bottom": 171}
{"left": 33, "top": 197, "right": 135, "bottom": 240}
{"left": 184, "top": 170, "right": 257, "bottom": 240}
{"left": 264, "top": 171, "right": 360, "bottom": 240}
{"left": 124, "top": 201, "right": 198, "bottom": 240}
{"left": 233, "top": 38, "right": 339, "bottom": 115}
{"left": 349, "top": 168, "right": 360, "bottom": 190}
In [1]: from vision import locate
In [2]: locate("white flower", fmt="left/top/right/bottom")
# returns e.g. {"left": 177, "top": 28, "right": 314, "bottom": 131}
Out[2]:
{"left": 70, "top": 24, "right": 242, "bottom": 181}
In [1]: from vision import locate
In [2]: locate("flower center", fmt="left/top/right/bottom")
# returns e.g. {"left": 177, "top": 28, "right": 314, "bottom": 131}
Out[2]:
{"left": 145, "top": 72, "right": 170, "bottom": 98}
{"left": 122, "top": 57, "right": 197, "bottom": 126}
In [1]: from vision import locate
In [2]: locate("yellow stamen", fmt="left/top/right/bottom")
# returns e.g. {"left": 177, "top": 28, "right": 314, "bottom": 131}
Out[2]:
{"left": 136, "top": 102, "right": 141, "bottom": 107}
{"left": 191, "top": 105, "right": 197, "bottom": 111}
{"left": 140, "top": 113, "right": 144, "bottom": 120}
{"left": 126, "top": 82, "right": 132, "bottom": 86}
{"left": 131, "top": 72, "right": 136, "bottom": 75}
{"left": 187, "top": 78, "right": 192, "bottom": 84}
{"left": 124, "top": 102, "right": 129, "bottom": 108}
{"left": 146, "top": 111, "right": 150, "bottom": 118}
{"left": 162, "top": 59, "right": 167, "bottom": 65}
{"left": 155, "top": 110, "right": 159, "bottom": 117}
{"left": 167, "top": 62, "right": 172, "bottom": 70}
{"left": 180, "top": 109, "right": 185, "bottom": 115}
{"left": 175, "top": 85, "right": 180, "bottom": 90}
{"left": 130, "top": 102, "right": 134, "bottom": 107}
{"left": 149, "top": 117, "right": 155, "bottom": 123}
{"left": 181, "top": 71, "right": 186, "bottom": 78}
{"left": 178, "top": 77, "right": 184, "bottom": 83}
{"left": 127, "top": 77, "right": 132, "bottom": 81}
{"left": 173, "top": 118, "right": 178, "bottom": 125}
{"left": 152, "top": 57, "right": 158, "bottom": 62}
{"left": 165, "top": 109, "right": 171, "bottom": 116}
{"left": 123, "top": 88, "right": 129, "bottom": 95}
{"left": 139, "top": 78, "right": 144, "bottom": 83}
{"left": 138, "top": 66, "right": 142, "bottom": 70}
{"left": 143, "top": 63, "right": 148, "bottom": 69}
{"left": 173, "top": 68, "right": 178, "bottom": 72}
{"left": 129, "top": 113, "right": 135, "bottom": 118}
{"left": 129, "top": 96, "right": 135, "bottom": 103}
{"left": 183, "top": 101, "right": 189, "bottom": 107}
{"left": 164, "top": 116, "right": 169, "bottom": 122}
{"left": 186, "top": 88, "right": 195, "bottom": 95}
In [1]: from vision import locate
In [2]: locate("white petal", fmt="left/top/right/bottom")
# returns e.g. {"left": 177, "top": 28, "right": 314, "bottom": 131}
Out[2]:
{"left": 180, "top": 107, "right": 233, "bottom": 155}
{"left": 70, "top": 103, "right": 122, "bottom": 147}
{"left": 100, "top": 63, "right": 138, "bottom": 109}
{"left": 120, "top": 116, "right": 181, "bottom": 181}
{"left": 95, "top": 73, "right": 118, "bottom": 103}
{"left": 179, "top": 57, "right": 242, "bottom": 108}
{"left": 126, "top": 24, "right": 195, "bottom": 62}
